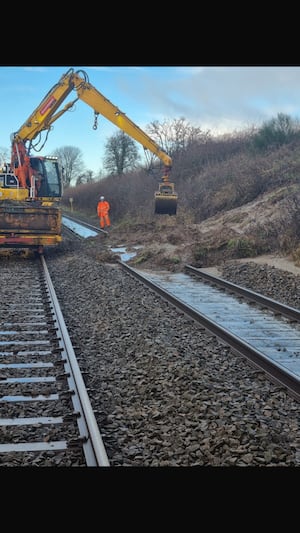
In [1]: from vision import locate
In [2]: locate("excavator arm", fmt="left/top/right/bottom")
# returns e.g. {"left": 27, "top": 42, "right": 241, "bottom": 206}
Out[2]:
{"left": 11, "top": 68, "right": 177, "bottom": 215}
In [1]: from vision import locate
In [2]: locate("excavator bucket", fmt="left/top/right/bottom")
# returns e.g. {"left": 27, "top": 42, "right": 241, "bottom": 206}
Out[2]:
{"left": 154, "top": 183, "right": 178, "bottom": 215}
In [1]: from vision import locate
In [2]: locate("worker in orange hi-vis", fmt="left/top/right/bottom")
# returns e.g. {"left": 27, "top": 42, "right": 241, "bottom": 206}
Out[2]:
{"left": 97, "top": 196, "right": 111, "bottom": 229}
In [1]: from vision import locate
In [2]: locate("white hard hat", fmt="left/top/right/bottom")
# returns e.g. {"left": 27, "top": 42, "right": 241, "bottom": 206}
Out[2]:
{"left": 100, "top": 196, "right": 104, "bottom": 200}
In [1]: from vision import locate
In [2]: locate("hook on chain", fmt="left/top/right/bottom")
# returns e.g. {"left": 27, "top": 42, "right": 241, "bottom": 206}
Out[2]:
{"left": 93, "top": 111, "right": 99, "bottom": 130}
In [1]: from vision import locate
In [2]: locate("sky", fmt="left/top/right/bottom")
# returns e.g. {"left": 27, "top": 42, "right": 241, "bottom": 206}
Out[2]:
{"left": 1, "top": 65, "right": 300, "bottom": 176}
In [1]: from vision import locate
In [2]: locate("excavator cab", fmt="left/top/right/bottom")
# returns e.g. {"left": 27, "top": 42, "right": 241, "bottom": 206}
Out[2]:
{"left": 154, "top": 182, "right": 178, "bottom": 215}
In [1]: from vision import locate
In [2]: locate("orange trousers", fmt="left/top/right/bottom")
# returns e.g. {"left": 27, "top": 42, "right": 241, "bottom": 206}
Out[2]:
{"left": 99, "top": 214, "right": 110, "bottom": 228}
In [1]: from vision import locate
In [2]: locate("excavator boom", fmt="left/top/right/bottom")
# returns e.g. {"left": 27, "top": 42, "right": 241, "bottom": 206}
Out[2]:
{"left": 11, "top": 68, "right": 177, "bottom": 215}
{"left": 71, "top": 71, "right": 177, "bottom": 215}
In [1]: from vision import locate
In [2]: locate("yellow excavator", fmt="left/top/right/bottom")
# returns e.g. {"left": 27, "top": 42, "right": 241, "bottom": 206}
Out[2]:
{"left": 0, "top": 67, "right": 177, "bottom": 252}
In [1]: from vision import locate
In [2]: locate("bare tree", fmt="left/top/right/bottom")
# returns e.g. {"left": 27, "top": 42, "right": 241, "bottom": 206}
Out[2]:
{"left": 103, "top": 131, "right": 141, "bottom": 175}
{"left": 76, "top": 169, "right": 95, "bottom": 186}
{"left": 146, "top": 117, "right": 211, "bottom": 159}
{"left": 0, "top": 146, "right": 10, "bottom": 168}
{"left": 52, "top": 146, "right": 85, "bottom": 188}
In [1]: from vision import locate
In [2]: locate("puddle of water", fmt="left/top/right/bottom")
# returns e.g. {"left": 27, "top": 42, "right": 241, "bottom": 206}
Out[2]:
{"left": 111, "top": 246, "right": 142, "bottom": 262}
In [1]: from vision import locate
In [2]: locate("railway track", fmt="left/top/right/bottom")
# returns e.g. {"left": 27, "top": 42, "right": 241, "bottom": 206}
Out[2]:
{"left": 0, "top": 253, "right": 109, "bottom": 466}
{"left": 120, "top": 263, "right": 300, "bottom": 402}
{"left": 2, "top": 215, "right": 297, "bottom": 467}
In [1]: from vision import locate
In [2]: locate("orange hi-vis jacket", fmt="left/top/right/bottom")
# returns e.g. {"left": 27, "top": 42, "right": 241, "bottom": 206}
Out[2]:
{"left": 97, "top": 200, "right": 110, "bottom": 216}
{"left": 97, "top": 200, "right": 111, "bottom": 228}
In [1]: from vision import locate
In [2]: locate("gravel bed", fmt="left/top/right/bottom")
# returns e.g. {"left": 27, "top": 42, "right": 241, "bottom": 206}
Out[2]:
{"left": 45, "top": 238, "right": 300, "bottom": 467}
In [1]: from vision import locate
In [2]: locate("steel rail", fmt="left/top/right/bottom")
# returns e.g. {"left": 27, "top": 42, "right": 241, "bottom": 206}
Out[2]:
{"left": 185, "top": 265, "right": 300, "bottom": 322}
{"left": 41, "top": 255, "right": 110, "bottom": 466}
{"left": 120, "top": 262, "right": 300, "bottom": 402}
{"left": 0, "top": 253, "right": 110, "bottom": 466}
